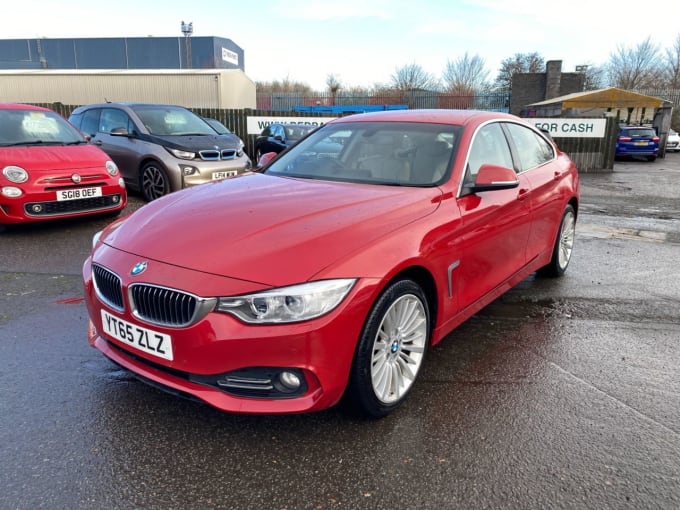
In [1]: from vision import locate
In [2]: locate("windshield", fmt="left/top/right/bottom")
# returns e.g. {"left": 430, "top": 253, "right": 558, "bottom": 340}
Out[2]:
{"left": 264, "top": 121, "right": 460, "bottom": 186}
{"left": 0, "top": 109, "right": 84, "bottom": 146}
{"left": 132, "top": 105, "right": 216, "bottom": 136}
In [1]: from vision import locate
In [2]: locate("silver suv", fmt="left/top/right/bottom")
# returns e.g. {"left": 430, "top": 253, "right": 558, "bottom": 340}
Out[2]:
{"left": 69, "top": 103, "right": 251, "bottom": 201}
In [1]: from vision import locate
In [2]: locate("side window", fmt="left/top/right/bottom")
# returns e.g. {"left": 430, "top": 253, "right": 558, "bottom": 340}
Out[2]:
{"left": 505, "top": 123, "right": 554, "bottom": 172}
{"left": 272, "top": 125, "right": 285, "bottom": 139}
{"left": 80, "top": 109, "right": 101, "bottom": 137}
{"left": 99, "top": 108, "right": 131, "bottom": 134}
{"left": 464, "top": 122, "right": 513, "bottom": 183}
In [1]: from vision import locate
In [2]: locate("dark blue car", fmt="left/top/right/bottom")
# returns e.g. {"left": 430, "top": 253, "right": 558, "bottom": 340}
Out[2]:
{"left": 616, "top": 126, "right": 659, "bottom": 161}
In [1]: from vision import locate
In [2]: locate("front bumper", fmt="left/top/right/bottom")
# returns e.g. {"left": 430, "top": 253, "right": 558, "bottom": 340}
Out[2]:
{"left": 83, "top": 250, "right": 378, "bottom": 414}
{"left": 0, "top": 184, "right": 126, "bottom": 224}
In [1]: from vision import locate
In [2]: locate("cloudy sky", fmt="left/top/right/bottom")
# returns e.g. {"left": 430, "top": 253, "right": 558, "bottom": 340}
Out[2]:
{"left": 9, "top": 0, "right": 680, "bottom": 90}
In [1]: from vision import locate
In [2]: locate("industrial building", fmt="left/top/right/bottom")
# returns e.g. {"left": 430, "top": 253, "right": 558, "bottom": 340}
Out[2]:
{"left": 0, "top": 36, "right": 255, "bottom": 109}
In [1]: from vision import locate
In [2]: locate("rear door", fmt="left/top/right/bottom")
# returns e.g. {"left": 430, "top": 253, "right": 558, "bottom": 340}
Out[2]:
{"left": 502, "top": 122, "right": 565, "bottom": 264}
{"left": 455, "top": 121, "right": 533, "bottom": 311}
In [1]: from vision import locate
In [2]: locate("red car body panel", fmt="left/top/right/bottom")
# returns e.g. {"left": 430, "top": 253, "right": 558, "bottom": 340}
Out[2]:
{"left": 0, "top": 103, "right": 126, "bottom": 224}
{"left": 83, "top": 109, "right": 580, "bottom": 414}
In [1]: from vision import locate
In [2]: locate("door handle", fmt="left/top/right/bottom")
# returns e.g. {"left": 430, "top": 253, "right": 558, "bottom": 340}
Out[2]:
{"left": 517, "top": 188, "right": 529, "bottom": 201}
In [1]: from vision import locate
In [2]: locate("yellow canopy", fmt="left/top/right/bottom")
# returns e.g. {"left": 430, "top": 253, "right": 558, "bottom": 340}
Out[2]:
{"left": 529, "top": 87, "right": 666, "bottom": 109}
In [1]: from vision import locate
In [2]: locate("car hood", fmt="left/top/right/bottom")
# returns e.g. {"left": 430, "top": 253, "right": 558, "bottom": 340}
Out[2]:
{"left": 146, "top": 133, "right": 241, "bottom": 151}
{"left": 101, "top": 173, "right": 442, "bottom": 286}
{"left": 0, "top": 144, "right": 109, "bottom": 171}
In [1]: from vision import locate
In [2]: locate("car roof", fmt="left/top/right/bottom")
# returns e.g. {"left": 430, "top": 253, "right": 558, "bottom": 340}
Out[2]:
{"left": 330, "top": 108, "right": 522, "bottom": 127}
{"left": 0, "top": 103, "right": 52, "bottom": 112}
{"left": 73, "top": 102, "right": 190, "bottom": 111}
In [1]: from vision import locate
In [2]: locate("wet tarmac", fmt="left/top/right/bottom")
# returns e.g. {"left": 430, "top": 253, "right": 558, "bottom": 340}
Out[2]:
{"left": 1, "top": 157, "right": 679, "bottom": 509}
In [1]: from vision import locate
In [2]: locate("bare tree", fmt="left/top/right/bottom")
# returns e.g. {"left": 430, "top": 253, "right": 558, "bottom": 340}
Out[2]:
{"left": 442, "top": 52, "right": 490, "bottom": 93}
{"left": 255, "top": 77, "right": 312, "bottom": 94}
{"left": 390, "top": 63, "right": 440, "bottom": 91}
{"left": 579, "top": 64, "right": 607, "bottom": 91}
{"left": 326, "top": 74, "right": 342, "bottom": 104}
{"left": 606, "top": 36, "right": 663, "bottom": 89}
{"left": 494, "top": 52, "right": 545, "bottom": 91}
{"left": 663, "top": 34, "right": 680, "bottom": 88}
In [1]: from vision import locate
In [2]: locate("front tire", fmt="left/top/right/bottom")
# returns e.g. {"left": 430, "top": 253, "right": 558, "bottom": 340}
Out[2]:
{"left": 140, "top": 162, "right": 169, "bottom": 201}
{"left": 539, "top": 204, "right": 576, "bottom": 277}
{"left": 344, "top": 279, "right": 429, "bottom": 418}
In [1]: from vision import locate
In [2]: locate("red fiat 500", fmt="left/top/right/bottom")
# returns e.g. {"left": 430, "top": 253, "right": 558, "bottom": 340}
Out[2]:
{"left": 0, "top": 103, "right": 126, "bottom": 225}
{"left": 83, "top": 109, "right": 579, "bottom": 417}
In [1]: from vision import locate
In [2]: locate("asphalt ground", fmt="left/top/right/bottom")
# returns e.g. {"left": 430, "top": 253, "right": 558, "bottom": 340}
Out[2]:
{"left": 1, "top": 156, "right": 679, "bottom": 510}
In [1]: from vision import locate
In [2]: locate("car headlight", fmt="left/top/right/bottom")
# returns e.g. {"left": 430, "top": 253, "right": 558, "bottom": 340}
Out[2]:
{"left": 105, "top": 160, "right": 119, "bottom": 176}
{"left": 216, "top": 279, "right": 356, "bottom": 324}
{"left": 167, "top": 148, "right": 197, "bottom": 160}
{"left": 3, "top": 166, "right": 28, "bottom": 183}
{"left": 91, "top": 229, "right": 103, "bottom": 249}
{"left": 237, "top": 140, "right": 245, "bottom": 157}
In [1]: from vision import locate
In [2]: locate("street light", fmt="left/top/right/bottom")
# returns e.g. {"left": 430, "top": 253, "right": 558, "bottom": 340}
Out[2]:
{"left": 181, "top": 21, "right": 193, "bottom": 69}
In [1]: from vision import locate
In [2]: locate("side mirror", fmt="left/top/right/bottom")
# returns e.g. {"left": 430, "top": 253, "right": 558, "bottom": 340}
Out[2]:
{"left": 467, "top": 164, "right": 519, "bottom": 193}
{"left": 110, "top": 127, "right": 130, "bottom": 137}
{"left": 274, "top": 135, "right": 284, "bottom": 142}
{"left": 256, "top": 151, "right": 278, "bottom": 169}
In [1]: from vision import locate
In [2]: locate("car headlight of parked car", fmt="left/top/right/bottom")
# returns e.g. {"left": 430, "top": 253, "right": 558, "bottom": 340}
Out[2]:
{"left": 216, "top": 279, "right": 356, "bottom": 324}
{"left": 105, "top": 160, "right": 119, "bottom": 176}
{"left": 3, "top": 165, "right": 29, "bottom": 183}
{"left": 167, "top": 148, "right": 197, "bottom": 160}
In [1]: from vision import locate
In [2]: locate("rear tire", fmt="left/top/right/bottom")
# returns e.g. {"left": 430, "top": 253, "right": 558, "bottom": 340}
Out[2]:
{"left": 344, "top": 278, "right": 429, "bottom": 418}
{"left": 538, "top": 204, "right": 576, "bottom": 277}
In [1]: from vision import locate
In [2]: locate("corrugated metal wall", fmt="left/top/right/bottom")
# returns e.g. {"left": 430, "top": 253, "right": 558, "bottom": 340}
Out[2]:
{"left": 0, "top": 70, "right": 255, "bottom": 109}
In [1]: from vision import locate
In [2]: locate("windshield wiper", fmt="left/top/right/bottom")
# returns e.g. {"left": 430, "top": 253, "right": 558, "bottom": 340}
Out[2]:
{"left": 2, "top": 140, "right": 64, "bottom": 147}
{"left": 65, "top": 140, "right": 87, "bottom": 145}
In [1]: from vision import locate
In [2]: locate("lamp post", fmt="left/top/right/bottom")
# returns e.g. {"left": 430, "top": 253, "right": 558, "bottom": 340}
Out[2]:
{"left": 181, "top": 21, "right": 193, "bottom": 69}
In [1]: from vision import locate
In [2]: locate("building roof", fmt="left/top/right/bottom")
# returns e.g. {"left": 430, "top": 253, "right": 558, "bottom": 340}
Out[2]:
{"left": 528, "top": 87, "right": 669, "bottom": 109}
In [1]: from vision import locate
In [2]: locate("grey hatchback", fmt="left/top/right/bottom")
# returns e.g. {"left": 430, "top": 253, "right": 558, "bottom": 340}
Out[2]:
{"left": 69, "top": 103, "right": 252, "bottom": 201}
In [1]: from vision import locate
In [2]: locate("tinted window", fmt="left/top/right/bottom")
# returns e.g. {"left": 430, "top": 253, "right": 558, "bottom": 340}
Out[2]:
{"left": 80, "top": 109, "right": 101, "bottom": 137}
{"left": 505, "top": 123, "right": 554, "bottom": 171}
{"left": 621, "top": 128, "right": 656, "bottom": 138}
{"left": 99, "top": 108, "right": 131, "bottom": 134}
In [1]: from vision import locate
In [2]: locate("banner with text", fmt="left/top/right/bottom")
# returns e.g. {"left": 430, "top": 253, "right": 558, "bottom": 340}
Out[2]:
{"left": 247, "top": 116, "right": 338, "bottom": 135}
{"left": 529, "top": 118, "right": 606, "bottom": 138}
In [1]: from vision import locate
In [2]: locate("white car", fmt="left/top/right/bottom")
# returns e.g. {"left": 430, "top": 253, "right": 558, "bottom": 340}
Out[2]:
{"left": 666, "top": 129, "right": 680, "bottom": 152}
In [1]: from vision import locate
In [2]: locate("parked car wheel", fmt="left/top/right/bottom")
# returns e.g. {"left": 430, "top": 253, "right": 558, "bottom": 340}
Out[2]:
{"left": 140, "top": 161, "right": 169, "bottom": 201}
{"left": 345, "top": 278, "right": 429, "bottom": 417}
{"left": 539, "top": 204, "right": 576, "bottom": 277}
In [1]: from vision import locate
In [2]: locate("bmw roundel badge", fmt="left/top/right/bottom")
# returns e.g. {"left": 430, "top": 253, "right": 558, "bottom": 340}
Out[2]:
{"left": 130, "top": 261, "right": 148, "bottom": 276}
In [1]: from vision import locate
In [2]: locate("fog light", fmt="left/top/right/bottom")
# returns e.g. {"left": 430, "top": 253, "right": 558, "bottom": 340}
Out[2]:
{"left": 278, "top": 371, "right": 301, "bottom": 391}
{"left": 32, "top": 204, "right": 43, "bottom": 213}
{"left": 181, "top": 165, "right": 198, "bottom": 176}
{"left": 1, "top": 186, "right": 22, "bottom": 198}
{"left": 112, "top": 195, "right": 120, "bottom": 203}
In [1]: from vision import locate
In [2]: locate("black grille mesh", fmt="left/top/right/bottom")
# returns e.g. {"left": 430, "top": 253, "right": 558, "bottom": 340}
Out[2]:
{"left": 92, "top": 264, "right": 124, "bottom": 310}
{"left": 130, "top": 284, "right": 197, "bottom": 327}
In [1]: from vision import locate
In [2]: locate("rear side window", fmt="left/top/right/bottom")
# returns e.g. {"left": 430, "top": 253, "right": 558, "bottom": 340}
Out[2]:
{"left": 505, "top": 123, "right": 554, "bottom": 172}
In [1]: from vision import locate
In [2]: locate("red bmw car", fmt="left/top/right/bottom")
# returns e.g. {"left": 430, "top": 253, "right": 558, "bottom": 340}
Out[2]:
{"left": 83, "top": 109, "right": 579, "bottom": 417}
{"left": 0, "top": 103, "right": 126, "bottom": 226}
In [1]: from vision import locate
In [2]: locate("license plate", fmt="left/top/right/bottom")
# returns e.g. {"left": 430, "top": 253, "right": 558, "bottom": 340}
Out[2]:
{"left": 101, "top": 310, "right": 173, "bottom": 361}
{"left": 634, "top": 141, "right": 649, "bottom": 146}
{"left": 212, "top": 171, "right": 237, "bottom": 180}
{"left": 56, "top": 187, "right": 102, "bottom": 201}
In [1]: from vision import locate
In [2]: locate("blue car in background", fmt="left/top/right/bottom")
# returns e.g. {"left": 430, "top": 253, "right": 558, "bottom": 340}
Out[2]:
{"left": 616, "top": 126, "right": 659, "bottom": 161}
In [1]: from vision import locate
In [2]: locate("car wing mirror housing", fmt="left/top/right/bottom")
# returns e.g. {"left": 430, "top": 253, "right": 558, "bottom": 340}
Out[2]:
{"left": 110, "top": 127, "right": 131, "bottom": 137}
{"left": 468, "top": 164, "right": 520, "bottom": 193}
{"left": 255, "top": 151, "right": 278, "bottom": 170}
